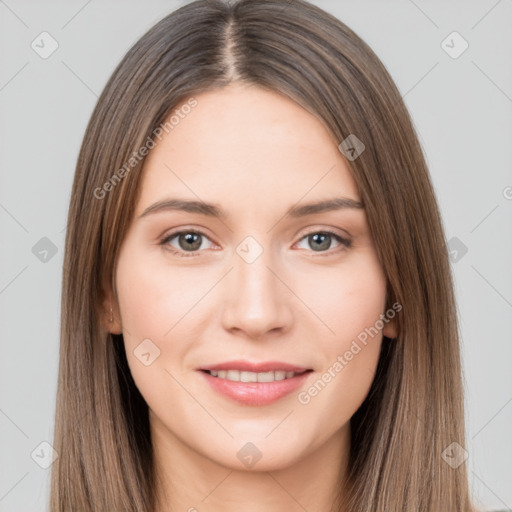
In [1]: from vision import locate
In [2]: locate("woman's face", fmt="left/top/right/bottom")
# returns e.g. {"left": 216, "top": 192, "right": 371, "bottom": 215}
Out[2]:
{"left": 107, "top": 83, "right": 396, "bottom": 471}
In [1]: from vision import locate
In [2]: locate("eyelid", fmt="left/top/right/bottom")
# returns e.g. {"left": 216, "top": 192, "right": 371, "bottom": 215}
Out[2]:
{"left": 294, "top": 224, "right": 352, "bottom": 242}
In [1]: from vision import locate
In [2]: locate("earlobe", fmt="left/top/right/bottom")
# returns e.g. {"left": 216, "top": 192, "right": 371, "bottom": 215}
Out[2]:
{"left": 104, "top": 302, "right": 123, "bottom": 335}
{"left": 383, "top": 293, "right": 399, "bottom": 339}
{"left": 101, "top": 287, "right": 123, "bottom": 335}
{"left": 383, "top": 318, "right": 398, "bottom": 339}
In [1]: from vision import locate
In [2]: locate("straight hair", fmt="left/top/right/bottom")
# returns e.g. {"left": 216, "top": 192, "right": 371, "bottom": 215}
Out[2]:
{"left": 50, "top": 1, "right": 477, "bottom": 510}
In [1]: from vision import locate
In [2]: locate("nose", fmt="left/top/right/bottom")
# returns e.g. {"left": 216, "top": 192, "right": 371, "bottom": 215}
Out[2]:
{"left": 221, "top": 241, "right": 294, "bottom": 340}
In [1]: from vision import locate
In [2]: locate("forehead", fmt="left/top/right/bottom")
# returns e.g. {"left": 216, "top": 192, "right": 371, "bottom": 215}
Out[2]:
{"left": 136, "top": 84, "right": 360, "bottom": 216}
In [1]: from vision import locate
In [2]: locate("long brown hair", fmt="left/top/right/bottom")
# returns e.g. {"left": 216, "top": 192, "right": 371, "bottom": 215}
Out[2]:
{"left": 50, "top": 0, "right": 478, "bottom": 510}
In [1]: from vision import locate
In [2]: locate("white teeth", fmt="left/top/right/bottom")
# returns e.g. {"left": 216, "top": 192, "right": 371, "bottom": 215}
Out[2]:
{"left": 207, "top": 369, "right": 302, "bottom": 382}
{"left": 226, "top": 369, "right": 239, "bottom": 381}
{"left": 274, "top": 371, "right": 286, "bottom": 381}
{"left": 257, "top": 371, "right": 274, "bottom": 383}
{"left": 241, "top": 371, "right": 258, "bottom": 382}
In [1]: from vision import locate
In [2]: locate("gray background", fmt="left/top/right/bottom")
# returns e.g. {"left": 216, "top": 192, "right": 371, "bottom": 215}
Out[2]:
{"left": 0, "top": 0, "right": 511, "bottom": 510}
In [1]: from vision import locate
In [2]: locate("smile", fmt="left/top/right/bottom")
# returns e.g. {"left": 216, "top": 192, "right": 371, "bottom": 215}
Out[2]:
{"left": 198, "top": 368, "right": 313, "bottom": 406}
{"left": 203, "top": 369, "right": 308, "bottom": 382}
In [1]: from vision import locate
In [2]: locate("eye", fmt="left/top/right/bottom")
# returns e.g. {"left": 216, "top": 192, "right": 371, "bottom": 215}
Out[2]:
{"left": 294, "top": 230, "right": 351, "bottom": 256}
{"left": 160, "top": 229, "right": 214, "bottom": 257}
{"left": 159, "top": 228, "right": 351, "bottom": 258}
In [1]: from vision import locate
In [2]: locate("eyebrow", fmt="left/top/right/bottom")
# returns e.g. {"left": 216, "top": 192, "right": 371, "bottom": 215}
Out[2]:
{"left": 138, "top": 196, "right": 364, "bottom": 220}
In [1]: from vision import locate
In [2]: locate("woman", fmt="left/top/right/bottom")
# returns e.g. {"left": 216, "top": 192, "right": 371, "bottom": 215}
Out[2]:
{"left": 50, "top": 0, "right": 478, "bottom": 510}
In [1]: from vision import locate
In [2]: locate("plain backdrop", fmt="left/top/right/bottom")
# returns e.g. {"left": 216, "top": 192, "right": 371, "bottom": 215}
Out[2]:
{"left": 0, "top": 1, "right": 511, "bottom": 510}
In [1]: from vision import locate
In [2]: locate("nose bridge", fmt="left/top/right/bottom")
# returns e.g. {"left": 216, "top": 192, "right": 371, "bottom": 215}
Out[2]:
{"left": 221, "top": 233, "right": 292, "bottom": 336}
{"left": 234, "top": 233, "right": 281, "bottom": 304}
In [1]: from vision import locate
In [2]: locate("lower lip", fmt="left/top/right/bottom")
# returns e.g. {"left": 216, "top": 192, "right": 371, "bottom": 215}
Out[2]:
{"left": 198, "top": 370, "right": 313, "bottom": 406}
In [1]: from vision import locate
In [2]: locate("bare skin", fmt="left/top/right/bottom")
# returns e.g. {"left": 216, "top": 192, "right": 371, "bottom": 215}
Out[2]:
{"left": 103, "top": 82, "right": 397, "bottom": 512}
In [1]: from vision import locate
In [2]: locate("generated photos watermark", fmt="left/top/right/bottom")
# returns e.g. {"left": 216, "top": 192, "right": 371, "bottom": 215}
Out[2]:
{"left": 93, "top": 97, "right": 198, "bottom": 200}
{"left": 297, "top": 301, "right": 402, "bottom": 405}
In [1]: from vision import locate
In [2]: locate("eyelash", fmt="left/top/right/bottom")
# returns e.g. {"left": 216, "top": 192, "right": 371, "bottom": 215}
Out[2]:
{"left": 159, "top": 228, "right": 352, "bottom": 258}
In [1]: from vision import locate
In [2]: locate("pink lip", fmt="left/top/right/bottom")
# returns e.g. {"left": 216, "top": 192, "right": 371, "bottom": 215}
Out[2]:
{"left": 198, "top": 360, "right": 311, "bottom": 373}
{"left": 198, "top": 368, "right": 313, "bottom": 406}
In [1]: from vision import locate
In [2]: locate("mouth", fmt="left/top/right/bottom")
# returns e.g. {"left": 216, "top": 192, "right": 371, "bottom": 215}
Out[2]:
{"left": 200, "top": 368, "right": 311, "bottom": 383}
{"left": 197, "top": 362, "right": 314, "bottom": 406}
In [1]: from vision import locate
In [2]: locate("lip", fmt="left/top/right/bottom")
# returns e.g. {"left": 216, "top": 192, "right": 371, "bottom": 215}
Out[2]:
{"left": 198, "top": 360, "right": 311, "bottom": 373}
{"left": 197, "top": 365, "right": 313, "bottom": 406}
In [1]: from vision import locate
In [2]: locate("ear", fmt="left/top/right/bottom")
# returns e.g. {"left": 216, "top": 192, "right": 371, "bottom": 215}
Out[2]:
{"left": 100, "top": 280, "right": 123, "bottom": 335}
{"left": 383, "top": 316, "right": 398, "bottom": 339}
{"left": 382, "top": 293, "right": 399, "bottom": 340}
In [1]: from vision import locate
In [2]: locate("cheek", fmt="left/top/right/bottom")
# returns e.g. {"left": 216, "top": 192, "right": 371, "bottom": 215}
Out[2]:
{"left": 300, "top": 252, "right": 387, "bottom": 413}
{"left": 114, "top": 247, "right": 200, "bottom": 412}
{"left": 304, "top": 251, "right": 387, "bottom": 347}
{"left": 115, "top": 245, "right": 208, "bottom": 343}
{"left": 300, "top": 251, "right": 387, "bottom": 399}
{"left": 114, "top": 247, "right": 189, "bottom": 383}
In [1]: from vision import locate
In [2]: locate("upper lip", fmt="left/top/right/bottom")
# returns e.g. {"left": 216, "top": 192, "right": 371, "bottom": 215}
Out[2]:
{"left": 198, "top": 360, "right": 311, "bottom": 373}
